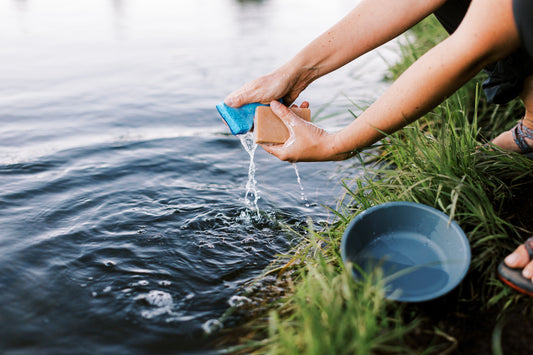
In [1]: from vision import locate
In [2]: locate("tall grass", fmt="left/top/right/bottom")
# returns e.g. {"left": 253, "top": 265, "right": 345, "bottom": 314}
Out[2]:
{"left": 266, "top": 236, "right": 414, "bottom": 355}
{"left": 220, "top": 15, "right": 533, "bottom": 354}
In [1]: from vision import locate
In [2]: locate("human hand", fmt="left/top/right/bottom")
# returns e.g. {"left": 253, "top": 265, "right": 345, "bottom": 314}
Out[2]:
{"left": 224, "top": 66, "right": 307, "bottom": 108}
{"left": 260, "top": 100, "right": 339, "bottom": 162}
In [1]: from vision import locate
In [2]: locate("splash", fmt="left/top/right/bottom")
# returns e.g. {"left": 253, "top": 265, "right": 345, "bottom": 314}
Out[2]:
{"left": 239, "top": 132, "right": 260, "bottom": 216}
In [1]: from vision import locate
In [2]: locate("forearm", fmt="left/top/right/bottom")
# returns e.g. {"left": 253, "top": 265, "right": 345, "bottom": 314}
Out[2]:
{"left": 330, "top": 0, "right": 520, "bottom": 158}
{"left": 224, "top": 0, "right": 445, "bottom": 108}
{"left": 285, "top": 0, "right": 446, "bottom": 87}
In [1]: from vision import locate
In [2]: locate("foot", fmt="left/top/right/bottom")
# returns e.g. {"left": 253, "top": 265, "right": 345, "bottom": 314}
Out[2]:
{"left": 491, "top": 119, "right": 533, "bottom": 153}
{"left": 498, "top": 237, "right": 533, "bottom": 296}
{"left": 504, "top": 237, "right": 533, "bottom": 281}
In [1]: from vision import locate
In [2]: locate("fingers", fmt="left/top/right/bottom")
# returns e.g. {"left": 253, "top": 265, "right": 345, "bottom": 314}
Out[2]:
{"left": 290, "top": 101, "right": 310, "bottom": 109}
{"left": 224, "top": 83, "right": 257, "bottom": 107}
{"left": 225, "top": 69, "right": 302, "bottom": 107}
{"left": 260, "top": 142, "right": 292, "bottom": 162}
{"left": 259, "top": 101, "right": 301, "bottom": 162}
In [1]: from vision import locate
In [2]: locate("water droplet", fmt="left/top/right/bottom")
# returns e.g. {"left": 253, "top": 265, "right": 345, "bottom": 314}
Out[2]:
{"left": 293, "top": 163, "right": 311, "bottom": 207}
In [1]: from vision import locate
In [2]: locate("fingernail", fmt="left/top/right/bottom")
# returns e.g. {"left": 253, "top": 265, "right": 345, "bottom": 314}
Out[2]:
{"left": 505, "top": 252, "right": 519, "bottom": 265}
{"left": 225, "top": 98, "right": 234, "bottom": 106}
{"left": 270, "top": 100, "right": 281, "bottom": 109}
{"left": 523, "top": 268, "right": 532, "bottom": 279}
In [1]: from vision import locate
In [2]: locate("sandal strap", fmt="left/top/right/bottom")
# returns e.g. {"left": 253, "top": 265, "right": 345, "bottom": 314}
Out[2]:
{"left": 512, "top": 119, "right": 533, "bottom": 153}
{"left": 526, "top": 236, "right": 533, "bottom": 261}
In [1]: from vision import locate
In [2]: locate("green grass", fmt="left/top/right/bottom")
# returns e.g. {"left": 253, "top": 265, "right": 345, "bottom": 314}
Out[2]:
{"left": 267, "top": 243, "right": 412, "bottom": 355}
{"left": 218, "top": 15, "right": 533, "bottom": 354}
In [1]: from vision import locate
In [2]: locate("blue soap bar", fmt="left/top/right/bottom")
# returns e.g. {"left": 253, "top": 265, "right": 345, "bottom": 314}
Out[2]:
{"left": 216, "top": 102, "right": 267, "bottom": 135}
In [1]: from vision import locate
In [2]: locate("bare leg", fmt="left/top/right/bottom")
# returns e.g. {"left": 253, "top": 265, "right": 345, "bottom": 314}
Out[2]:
{"left": 491, "top": 75, "right": 533, "bottom": 152}
{"left": 493, "top": 75, "right": 533, "bottom": 283}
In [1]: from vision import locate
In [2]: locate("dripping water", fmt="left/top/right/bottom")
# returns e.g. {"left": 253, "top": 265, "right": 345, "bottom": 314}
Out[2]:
{"left": 292, "top": 163, "right": 310, "bottom": 208}
{"left": 239, "top": 132, "right": 260, "bottom": 216}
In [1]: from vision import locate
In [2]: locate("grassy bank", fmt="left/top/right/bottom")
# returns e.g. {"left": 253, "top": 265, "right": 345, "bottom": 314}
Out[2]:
{"left": 219, "top": 16, "right": 533, "bottom": 354}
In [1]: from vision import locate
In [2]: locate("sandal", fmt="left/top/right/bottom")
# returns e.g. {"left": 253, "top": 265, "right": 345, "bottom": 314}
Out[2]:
{"left": 498, "top": 236, "right": 533, "bottom": 296}
{"left": 512, "top": 119, "right": 533, "bottom": 153}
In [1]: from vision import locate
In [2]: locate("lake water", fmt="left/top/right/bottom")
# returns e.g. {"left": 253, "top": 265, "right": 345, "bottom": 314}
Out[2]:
{"left": 0, "top": 0, "right": 397, "bottom": 353}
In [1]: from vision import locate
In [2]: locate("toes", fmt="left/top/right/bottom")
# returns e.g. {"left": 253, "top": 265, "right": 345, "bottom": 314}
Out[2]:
{"left": 504, "top": 244, "right": 531, "bottom": 268}
{"left": 523, "top": 260, "right": 533, "bottom": 280}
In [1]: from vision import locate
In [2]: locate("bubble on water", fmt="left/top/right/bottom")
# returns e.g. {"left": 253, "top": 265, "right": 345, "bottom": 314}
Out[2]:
{"left": 158, "top": 280, "right": 172, "bottom": 286}
{"left": 103, "top": 286, "right": 112, "bottom": 293}
{"left": 228, "top": 295, "right": 252, "bottom": 307}
{"left": 144, "top": 290, "right": 173, "bottom": 308}
{"left": 137, "top": 280, "right": 149, "bottom": 286}
{"left": 135, "top": 290, "right": 174, "bottom": 319}
{"left": 202, "top": 319, "right": 223, "bottom": 335}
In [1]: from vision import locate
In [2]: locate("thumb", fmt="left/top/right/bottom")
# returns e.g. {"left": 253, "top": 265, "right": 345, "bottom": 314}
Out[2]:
{"left": 269, "top": 100, "right": 299, "bottom": 128}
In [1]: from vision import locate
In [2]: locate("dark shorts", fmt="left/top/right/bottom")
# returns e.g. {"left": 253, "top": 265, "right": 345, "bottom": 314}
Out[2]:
{"left": 434, "top": 0, "right": 533, "bottom": 104}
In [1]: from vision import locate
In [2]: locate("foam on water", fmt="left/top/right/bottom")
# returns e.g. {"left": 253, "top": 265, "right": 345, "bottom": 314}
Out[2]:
{"left": 135, "top": 290, "right": 175, "bottom": 319}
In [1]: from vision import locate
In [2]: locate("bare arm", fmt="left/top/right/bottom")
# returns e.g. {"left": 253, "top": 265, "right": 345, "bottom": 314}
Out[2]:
{"left": 225, "top": 0, "right": 447, "bottom": 107}
{"left": 263, "top": 0, "right": 521, "bottom": 162}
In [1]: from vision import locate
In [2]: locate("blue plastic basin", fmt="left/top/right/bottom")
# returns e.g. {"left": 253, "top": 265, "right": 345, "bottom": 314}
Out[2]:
{"left": 341, "top": 201, "right": 471, "bottom": 302}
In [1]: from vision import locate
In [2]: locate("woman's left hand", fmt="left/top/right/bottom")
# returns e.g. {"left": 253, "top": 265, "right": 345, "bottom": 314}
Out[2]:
{"left": 260, "top": 101, "right": 341, "bottom": 162}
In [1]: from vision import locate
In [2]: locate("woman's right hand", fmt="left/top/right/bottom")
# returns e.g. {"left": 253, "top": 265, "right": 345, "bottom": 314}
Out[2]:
{"left": 224, "top": 65, "right": 309, "bottom": 108}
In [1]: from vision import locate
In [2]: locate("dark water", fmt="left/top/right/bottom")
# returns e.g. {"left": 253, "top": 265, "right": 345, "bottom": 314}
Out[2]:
{"left": 0, "top": 0, "right": 396, "bottom": 353}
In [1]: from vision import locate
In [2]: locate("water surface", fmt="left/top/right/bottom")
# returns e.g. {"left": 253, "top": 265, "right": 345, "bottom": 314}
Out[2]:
{"left": 0, "top": 0, "right": 397, "bottom": 353}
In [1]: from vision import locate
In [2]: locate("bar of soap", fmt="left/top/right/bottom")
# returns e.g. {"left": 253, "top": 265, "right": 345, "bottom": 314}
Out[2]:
{"left": 254, "top": 107, "right": 311, "bottom": 144}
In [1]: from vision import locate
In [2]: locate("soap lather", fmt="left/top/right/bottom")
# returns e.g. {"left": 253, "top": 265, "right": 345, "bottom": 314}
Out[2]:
{"left": 216, "top": 101, "right": 310, "bottom": 143}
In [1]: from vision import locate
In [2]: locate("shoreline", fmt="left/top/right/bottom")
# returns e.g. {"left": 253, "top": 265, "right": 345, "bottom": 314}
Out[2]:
{"left": 216, "top": 16, "right": 533, "bottom": 354}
